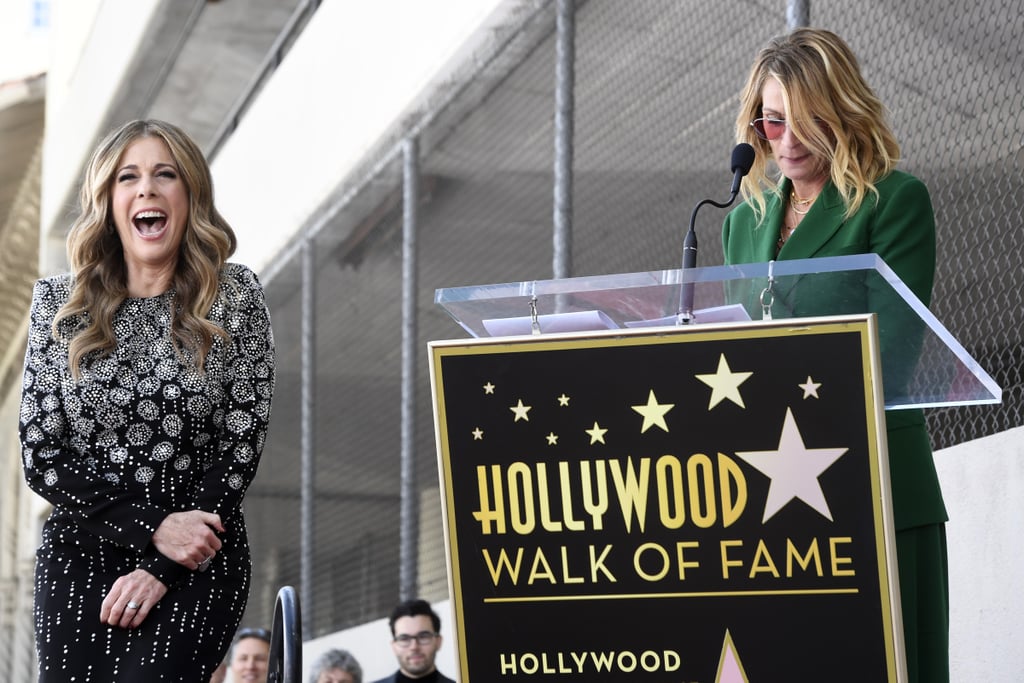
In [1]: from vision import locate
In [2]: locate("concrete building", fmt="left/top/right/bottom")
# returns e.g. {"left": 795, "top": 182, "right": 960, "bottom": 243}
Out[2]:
{"left": 0, "top": 1, "right": 1021, "bottom": 680}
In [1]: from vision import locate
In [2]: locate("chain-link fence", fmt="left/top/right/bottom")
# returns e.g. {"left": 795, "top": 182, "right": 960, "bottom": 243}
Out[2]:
{"left": 242, "top": 0, "right": 1023, "bottom": 638}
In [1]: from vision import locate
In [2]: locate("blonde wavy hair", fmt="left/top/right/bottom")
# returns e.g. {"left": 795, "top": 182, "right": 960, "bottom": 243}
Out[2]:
{"left": 55, "top": 119, "right": 237, "bottom": 379}
{"left": 734, "top": 27, "right": 901, "bottom": 222}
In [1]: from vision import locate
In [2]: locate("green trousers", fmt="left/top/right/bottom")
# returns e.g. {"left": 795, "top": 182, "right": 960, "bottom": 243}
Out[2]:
{"left": 896, "top": 523, "right": 949, "bottom": 683}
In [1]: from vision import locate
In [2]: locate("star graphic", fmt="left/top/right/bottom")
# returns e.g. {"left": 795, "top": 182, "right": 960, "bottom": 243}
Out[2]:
{"left": 799, "top": 376, "right": 822, "bottom": 399}
{"left": 715, "top": 630, "right": 750, "bottom": 683}
{"left": 483, "top": 382, "right": 495, "bottom": 394}
{"left": 557, "top": 393, "right": 570, "bottom": 406}
{"left": 585, "top": 422, "right": 608, "bottom": 444}
{"left": 510, "top": 399, "right": 531, "bottom": 422}
{"left": 472, "top": 427, "right": 483, "bottom": 440}
{"left": 696, "top": 353, "right": 753, "bottom": 409}
{"left": 734, "top": 408, "right": 849, "bottom": 522}
{"left": 545, "top": 432, "right": 559, "bottom": 445}
{"left": 631, "top": 390, "right": 674, "bottom": 433}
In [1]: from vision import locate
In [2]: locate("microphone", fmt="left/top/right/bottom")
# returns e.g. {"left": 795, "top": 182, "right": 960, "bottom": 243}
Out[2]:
{"left": 678, "top": 143, "right": 755, "bottom": 324}
{"left": 728, "top": 142, "right": 756, "bottom": 196}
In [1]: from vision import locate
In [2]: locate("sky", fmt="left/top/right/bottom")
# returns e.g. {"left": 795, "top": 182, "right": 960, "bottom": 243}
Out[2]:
{"left": 0, "top": 0, "right": 51, "bottom": 85}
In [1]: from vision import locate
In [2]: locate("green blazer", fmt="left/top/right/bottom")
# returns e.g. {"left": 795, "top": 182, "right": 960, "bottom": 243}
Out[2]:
{"left": 722, "top": 170, "right": 947, "bottom": 530}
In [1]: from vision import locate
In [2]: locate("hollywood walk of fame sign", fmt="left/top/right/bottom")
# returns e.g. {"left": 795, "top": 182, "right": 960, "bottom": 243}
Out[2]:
{"left": 430, "top": 315, "right": 906, "bottom": 682}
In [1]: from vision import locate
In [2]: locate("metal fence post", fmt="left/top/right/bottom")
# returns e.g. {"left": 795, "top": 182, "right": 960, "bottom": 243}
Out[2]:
{"left": 787, "top": 0, "right": 810, "bottom": 29}
{"left": 300, "top": 230, "right": 316, "bottom": 636}
{"left": 399, "top": 137, "right": 421, "bottom": 600}
{"left": 553, "top": 0, "right": 576, "bottom": 280}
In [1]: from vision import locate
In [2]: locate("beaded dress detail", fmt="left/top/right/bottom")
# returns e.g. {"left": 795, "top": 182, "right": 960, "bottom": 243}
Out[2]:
{"left": 19, "top": 263, "right": 275, "bottom": 681}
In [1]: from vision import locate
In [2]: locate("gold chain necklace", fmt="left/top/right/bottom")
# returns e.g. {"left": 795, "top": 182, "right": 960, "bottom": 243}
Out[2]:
{"left": 789, "top": 190, "right": 817, "bottom": 215}
{"left": 779, "top": 187, "right": 820, "bottom": 251}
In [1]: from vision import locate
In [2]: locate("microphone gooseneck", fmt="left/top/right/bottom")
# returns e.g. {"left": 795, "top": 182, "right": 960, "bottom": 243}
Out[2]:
{"left": 678, "top": 143, "right": 755, "bottom": 324}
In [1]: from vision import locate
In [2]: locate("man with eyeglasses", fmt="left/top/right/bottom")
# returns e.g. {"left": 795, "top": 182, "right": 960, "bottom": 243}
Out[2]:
{"left": 370, "top": 599, "right": 455, "bottom": 683}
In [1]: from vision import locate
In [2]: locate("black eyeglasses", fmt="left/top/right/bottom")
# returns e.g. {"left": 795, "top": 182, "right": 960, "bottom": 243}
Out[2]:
{"left": 394, "top": 631, "right": 438, "bottom": 647}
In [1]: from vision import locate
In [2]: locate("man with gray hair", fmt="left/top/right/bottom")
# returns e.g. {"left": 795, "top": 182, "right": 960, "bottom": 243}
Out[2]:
{"left": 309, "top": 648, "right": 363, "bottom": 683}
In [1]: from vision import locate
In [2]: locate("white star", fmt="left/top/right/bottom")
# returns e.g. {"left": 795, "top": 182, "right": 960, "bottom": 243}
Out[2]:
{"left": 631, "top": 390, "right": 674, "bottom": 433}
{"left": 696, "top": 354, "right": 753, "bottom": 409}
{"left": 557, "top": 393, "right": 570, "bottom": 406}
{"left": 483, "top": 382, "right": 495, "bottom": 394}
{"left": 545, "top": 432, "right": 559, "bottom": 445}
{"left": 472, "top": 427, "right": 483, "bottom": 440}
{"left": 585, "top": 422, "right": 608, "bottom": 444}
{"left": 510, "top": 399, "right": 531, "bottom": 422}
{"left": 799, "top": 376, "right": 822, "bottom": 399}
{"left": 734, "top": 408, "right": 848, "bottom": 522}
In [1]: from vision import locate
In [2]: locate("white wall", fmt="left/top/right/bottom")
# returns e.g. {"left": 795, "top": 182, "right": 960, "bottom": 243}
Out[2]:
{"left": 210, "top": 0, "right": 508, "bottom": 275}
{"left": 934, "top": 424, "right": 1024, "bottom": 682}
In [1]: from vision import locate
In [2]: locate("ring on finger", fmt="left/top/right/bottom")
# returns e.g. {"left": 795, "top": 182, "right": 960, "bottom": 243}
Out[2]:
{"left": 126, "top": 600, "right": 141, "bottom": 610}
{"left": 197, "top": 555, "right": 214, "bottom": 572}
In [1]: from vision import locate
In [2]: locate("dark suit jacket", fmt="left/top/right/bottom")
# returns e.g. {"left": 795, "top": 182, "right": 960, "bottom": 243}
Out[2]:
{"left": 722, "top": 170, "right": 947, "bottom": 530}
{"left": 370, "top": 671, "right": 456, "bottom": 683}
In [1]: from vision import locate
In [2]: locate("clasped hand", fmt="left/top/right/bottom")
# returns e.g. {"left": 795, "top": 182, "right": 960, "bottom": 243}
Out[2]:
{"left": 100, "top": 510, "right": 224, "bottom": 628}
{"left": 152, "top": 509, "right": 225, "bottom": 569}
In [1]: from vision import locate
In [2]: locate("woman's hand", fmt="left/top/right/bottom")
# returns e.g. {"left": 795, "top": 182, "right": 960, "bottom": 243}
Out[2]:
{"left": 152, "top": 510, "right": 224, "bottom": 569}
{"left": 100, "top": 569, "right": 167, "bottom": 628}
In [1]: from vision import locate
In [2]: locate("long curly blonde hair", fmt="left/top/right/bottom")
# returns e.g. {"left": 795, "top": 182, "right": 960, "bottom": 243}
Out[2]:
{"left": 734, "top": 28, "right": 901, "bottom": 222}
{"left": 55, "top": 119, "right": 237, "bottom": 378}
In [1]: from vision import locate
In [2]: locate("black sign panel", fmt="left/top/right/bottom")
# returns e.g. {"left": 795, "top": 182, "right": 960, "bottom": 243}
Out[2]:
{"left": 430, "top": 317, "right": 903, "bottom": 682}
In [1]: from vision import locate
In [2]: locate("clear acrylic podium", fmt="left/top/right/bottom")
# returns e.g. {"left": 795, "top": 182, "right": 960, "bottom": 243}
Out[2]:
{"left": 434, "top": 254, "right": 1001, "bottom": 410}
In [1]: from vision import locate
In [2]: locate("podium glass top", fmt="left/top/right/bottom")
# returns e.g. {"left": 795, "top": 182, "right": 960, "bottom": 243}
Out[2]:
{"left": 434, "top": 254, "right": 1001, "bottom": 411}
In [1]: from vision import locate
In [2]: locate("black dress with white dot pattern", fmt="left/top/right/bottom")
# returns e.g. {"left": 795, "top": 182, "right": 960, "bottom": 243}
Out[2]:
{"left": 19, "top": 263, "right": 275, "bottom": 681}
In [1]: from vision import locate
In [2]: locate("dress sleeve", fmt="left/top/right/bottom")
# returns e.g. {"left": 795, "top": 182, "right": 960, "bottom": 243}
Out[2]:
{"left": 192, "top": 265, "right": 276, "bottom": 518}
{"left": 19, "top": 279, "right": 170, "bottom": 553}
{"left": 137, "top": 549, "right": 190, "bottom": 587}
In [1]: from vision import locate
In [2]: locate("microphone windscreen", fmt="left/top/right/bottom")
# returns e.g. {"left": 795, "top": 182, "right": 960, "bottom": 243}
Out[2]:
{"left": 731, "top": 143, "right": 756, "bottom": 176}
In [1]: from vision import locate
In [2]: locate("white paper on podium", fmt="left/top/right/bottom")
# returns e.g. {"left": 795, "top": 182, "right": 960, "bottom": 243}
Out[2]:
{"left": 623, "top": 303, "right": 752, "bottom": 328}
{"left": 482, "top": 310, "right": 618, "bottom": 336}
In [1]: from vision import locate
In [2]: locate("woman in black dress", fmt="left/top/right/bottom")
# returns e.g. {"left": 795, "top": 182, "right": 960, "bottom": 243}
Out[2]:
{"left": 19, "top": 119, "right": 275, "bottom": 681}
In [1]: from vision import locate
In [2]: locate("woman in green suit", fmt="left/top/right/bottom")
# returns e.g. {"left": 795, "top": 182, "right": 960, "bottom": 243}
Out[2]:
{"left": 722, "top": 28, "right": 948, "bottom": 682}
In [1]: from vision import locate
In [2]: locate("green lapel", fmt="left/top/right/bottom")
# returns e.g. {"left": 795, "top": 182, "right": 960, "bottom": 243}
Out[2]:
{"left": 777, "top": 180, "right": 846, "bottom": 260}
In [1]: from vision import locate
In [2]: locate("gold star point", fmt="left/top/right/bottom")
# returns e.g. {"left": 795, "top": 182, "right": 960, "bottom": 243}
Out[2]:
{"left": 696, "top": 353, "right": 753, "bottom": 409}
{"left": 510, "top": 399, "right": 531, "bottom": 422}
{"left": 631, "top": 390, "right": 674, "bottom": 433}
{"left": 585, "top": 421, "right": 608, "bottom": 445}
